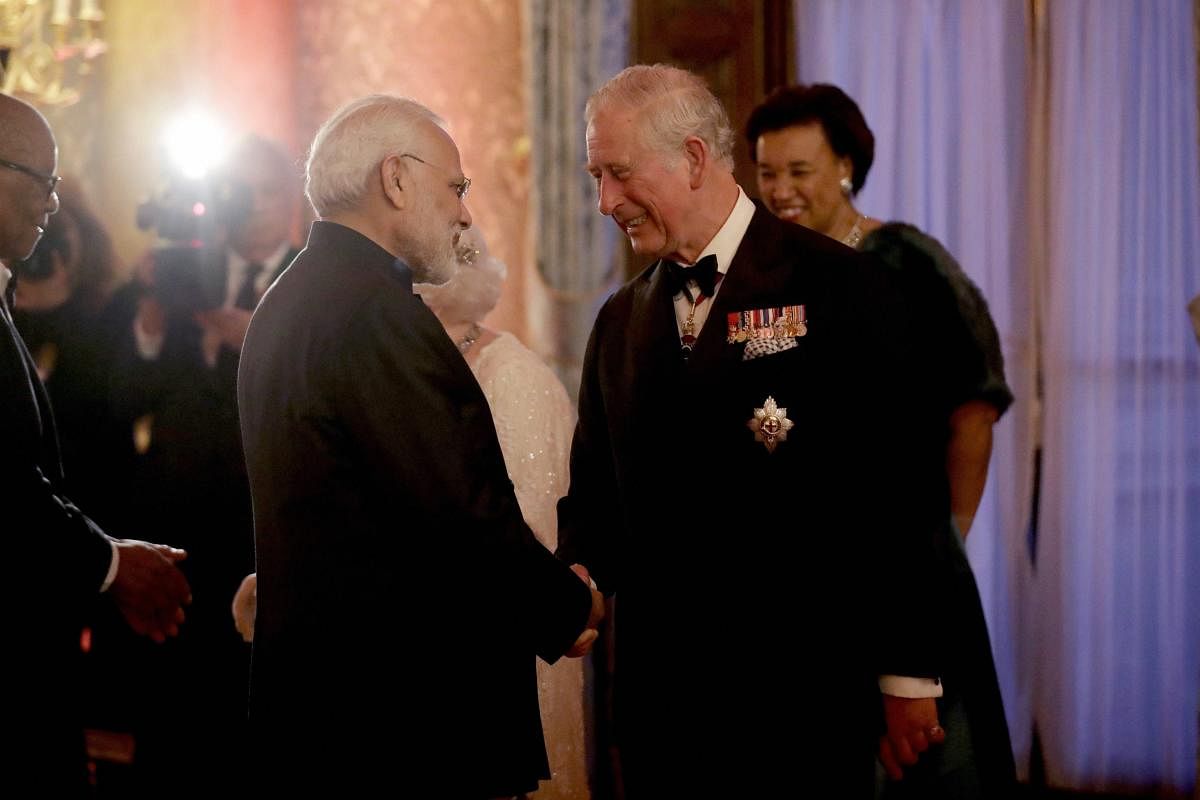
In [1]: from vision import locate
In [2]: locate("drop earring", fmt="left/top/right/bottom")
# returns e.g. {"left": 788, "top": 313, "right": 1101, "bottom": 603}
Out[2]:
{"left": 839, "top": 176, "right": 853, "bottom": 197}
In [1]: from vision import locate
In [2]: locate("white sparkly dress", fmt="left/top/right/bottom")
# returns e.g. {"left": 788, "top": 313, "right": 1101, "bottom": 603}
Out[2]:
{"left": 469, "top": 332, "right": 589, "bottom": 800}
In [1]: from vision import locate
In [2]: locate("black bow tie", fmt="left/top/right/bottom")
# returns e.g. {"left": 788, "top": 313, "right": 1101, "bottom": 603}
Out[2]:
{"left": 664, "top": 254, "right": 719, "bottom": 299}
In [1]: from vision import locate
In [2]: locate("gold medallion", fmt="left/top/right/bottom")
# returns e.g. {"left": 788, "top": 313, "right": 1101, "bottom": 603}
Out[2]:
{"left": 747, "top": 395, "right": 794, "bottom": 453}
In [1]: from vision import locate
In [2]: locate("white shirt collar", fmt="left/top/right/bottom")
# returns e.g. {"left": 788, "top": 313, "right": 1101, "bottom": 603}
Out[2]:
{"left": 226, "top": 240, "right": 291, "bottom": 305}
{"left": 688, "top": 186, "right": 756, "bottom": 277}
{"left": 228, "top": 240, "right": 290, "bottom": 279}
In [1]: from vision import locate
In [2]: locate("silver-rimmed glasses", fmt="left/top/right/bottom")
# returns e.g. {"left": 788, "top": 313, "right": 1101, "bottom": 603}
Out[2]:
{"left": 399, "top": 153, "right": 470, "bottom": 200}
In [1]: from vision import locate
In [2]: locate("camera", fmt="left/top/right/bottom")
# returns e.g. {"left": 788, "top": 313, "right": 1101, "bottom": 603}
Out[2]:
{"left": 136, "top": 173, "right": 253, "bottom": 315}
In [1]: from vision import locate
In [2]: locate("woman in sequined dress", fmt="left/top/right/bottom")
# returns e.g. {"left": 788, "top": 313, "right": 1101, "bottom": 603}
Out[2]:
{"left": 415, "top": 228, "right": 588, "bottom": 800}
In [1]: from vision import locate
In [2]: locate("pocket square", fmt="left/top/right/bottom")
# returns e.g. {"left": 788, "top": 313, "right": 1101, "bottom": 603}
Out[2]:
{"left": 742, "top": 336, "right": 798, "bottom": 361}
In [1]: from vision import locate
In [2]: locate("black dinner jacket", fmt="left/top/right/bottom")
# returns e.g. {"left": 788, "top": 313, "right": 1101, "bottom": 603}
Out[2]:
{"left": 238, "top": 221, "right": 593, "bottom": 797}
{"left": 557, "top": 206, "right": 953, "bottom": 794}
{"left": 2, "top": 292, "right": 112, "bottom": 790}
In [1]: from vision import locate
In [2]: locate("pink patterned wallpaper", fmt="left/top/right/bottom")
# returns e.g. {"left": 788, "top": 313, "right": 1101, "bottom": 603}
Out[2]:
{"left": 295, "top": 0, "right": 534, "bottom": 340}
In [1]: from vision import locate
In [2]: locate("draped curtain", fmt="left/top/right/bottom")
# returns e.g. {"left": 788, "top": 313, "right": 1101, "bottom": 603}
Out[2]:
{"left": 794, "top": 0, "right": 1200, "bottom": 793}
{"left": 1033, "top": 1, "right": 1200, "bottom": 792}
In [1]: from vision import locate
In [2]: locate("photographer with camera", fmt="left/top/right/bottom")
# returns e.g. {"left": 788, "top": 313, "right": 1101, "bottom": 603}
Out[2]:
{"left": 111, "top": 134, "right": 300, "bottom": 793}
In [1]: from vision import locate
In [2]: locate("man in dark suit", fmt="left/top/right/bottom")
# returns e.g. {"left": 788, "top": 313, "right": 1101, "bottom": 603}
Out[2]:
{"left": 108, "top": 135, "right": 302, "bottom": 792}
{"left": 238, "top": 94, "right": 603, "bottom": 797}
{"left": 556, "top": 65, "right": 954, "bottom": 797}
{"left": 0, "top": 92, "right": 192, "bottom": 793}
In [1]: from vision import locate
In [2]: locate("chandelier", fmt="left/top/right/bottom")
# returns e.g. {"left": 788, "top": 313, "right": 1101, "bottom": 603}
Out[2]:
{"left": 0, "top": 0, "right": 106, "bottom": 107}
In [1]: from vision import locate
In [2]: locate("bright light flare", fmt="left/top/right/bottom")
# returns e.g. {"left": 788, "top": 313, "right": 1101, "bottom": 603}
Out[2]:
{"left": 162, "top": 110, "right": 230, "bottom": 180}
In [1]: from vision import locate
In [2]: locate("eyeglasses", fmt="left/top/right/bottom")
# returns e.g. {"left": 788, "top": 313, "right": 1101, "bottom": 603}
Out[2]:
{"left": 400, "top": 153, "right": 471, "bottom": 200}
{"left": 0, "top": 156, "right": 61, "bottom": 199}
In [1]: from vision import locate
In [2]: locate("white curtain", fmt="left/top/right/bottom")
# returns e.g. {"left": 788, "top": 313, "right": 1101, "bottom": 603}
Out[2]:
{"left": 1034, "top": 0, "right": 1200, "bottom": 793}
{"left": 795, "top": 0, "right": 1200, "bottom": 793}
{"left": 795, "top": 0, "right": 1039, "bottom": 778}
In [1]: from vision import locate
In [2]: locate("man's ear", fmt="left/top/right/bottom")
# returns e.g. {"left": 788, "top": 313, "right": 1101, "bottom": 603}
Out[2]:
{"left": 381, "top": 155, "right": 407, "bottom": 210}
{"left": 682, "top": 136, "right": 709, "bottom": 189}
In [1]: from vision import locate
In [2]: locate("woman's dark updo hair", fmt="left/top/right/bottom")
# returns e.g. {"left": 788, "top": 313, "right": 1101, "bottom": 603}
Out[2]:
{"left": 744, "top": 83, "right": 875, "bottom": 195}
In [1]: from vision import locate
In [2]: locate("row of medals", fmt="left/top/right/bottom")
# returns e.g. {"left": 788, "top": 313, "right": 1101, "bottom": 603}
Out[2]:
{"left": 726, "top": 305, "right": 807, "bottom": 343}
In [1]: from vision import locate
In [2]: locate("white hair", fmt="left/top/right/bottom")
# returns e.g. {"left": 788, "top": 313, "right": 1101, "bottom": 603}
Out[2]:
{"left": 413, "top": 226, "right": 506, "bottom": 326}
{"left": 585, "top": 64, "right": 735, "bottom": 169}
{"left": 305, "top": 94, "right": 443, "bottom": 217}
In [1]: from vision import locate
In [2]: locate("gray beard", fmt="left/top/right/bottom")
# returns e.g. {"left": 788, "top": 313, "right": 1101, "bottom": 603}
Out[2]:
{"left": 409, "top": 257, "right": 454, "bottom": 286}
{"left": 408, "top": 241, "right": 458, "bottom": 285}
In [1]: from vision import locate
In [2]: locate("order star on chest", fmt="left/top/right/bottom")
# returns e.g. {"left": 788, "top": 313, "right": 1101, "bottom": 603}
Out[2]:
{"left": 747, "top": 395, "right": 794, "bottom": 453}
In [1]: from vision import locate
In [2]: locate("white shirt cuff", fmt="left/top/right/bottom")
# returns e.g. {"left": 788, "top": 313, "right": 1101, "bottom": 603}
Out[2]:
{"left": 879, "top": 675, "right": 943, "bottom": 699}
{"left": 100, "top": 540, "right": 120, "bottom": 592}
{"left": 134, "top": 319, "right": 164, "bottom": 360}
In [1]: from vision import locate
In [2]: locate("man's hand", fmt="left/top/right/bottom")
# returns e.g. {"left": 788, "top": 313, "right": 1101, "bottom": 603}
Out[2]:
{"left": 136, "top": 295, "right": 166, "bottom": 341}
{"left": 109, "top": 540, "right": 191, "bottom": 644}
{"left": 878, "top": 694, "right": 945, "bottom": 780}
{"left": 232, "top": 572, "right": 257, "bottom": 643}
{"left": 195, "top": 307, "right": 253, "bottom": 352}
{"left": 565, "top": 563, "right": 605, "bottom": 657}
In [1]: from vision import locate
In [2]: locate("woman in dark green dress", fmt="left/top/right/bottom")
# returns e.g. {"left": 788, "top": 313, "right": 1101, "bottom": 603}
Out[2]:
{"left": 747, "top": 83, "right": 1017, "bottom": 800}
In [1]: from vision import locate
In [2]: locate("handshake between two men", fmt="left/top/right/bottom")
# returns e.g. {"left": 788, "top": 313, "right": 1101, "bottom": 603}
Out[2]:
{"left": 232, "top": 560, "right": 604, "bottom": 658}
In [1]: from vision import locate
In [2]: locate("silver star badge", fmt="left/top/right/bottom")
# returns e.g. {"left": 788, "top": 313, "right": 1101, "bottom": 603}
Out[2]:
{"left": 747, "top": 395, "right": 794, "bottom": 453}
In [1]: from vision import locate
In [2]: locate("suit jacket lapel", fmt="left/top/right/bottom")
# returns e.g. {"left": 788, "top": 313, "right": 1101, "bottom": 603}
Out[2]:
{"left": 2, "top": 306, "right": 66, "bottom": 479}
{"left": 687, "top": 208, "right": 792, "bottom": 375}
{"left": 630, "top": 260, "right": 685, "bottom": 375}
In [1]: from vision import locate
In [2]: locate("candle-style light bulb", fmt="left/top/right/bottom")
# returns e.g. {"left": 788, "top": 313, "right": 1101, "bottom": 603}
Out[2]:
{"left": 79, "top": 0, "right": 102, "bottom": 22}
{"left": 51, "top": 0, "right": 72, "bottom": 26}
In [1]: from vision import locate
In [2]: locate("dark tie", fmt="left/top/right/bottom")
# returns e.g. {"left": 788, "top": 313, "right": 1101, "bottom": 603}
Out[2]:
{"left": 664, "top": 254, "right": 719, "bottom": 299}
{"left": 234, "top": 262, "right": 264, "bottom": 310}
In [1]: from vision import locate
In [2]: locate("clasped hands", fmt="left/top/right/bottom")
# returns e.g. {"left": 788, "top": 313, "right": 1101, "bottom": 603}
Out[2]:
{"left": 109, "top": 539, "right": 192, "bottom": 644}
{"left": 565, "top": 563, "right": 604, "bottom": 658}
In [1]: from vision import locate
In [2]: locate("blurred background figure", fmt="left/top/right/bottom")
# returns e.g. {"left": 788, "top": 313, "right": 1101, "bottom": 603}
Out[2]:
{"left": 108, "top": 133, "right": 301, "bottom": 794}
{"left": 747, "top": 83, "right": 1016, "bottom": 799}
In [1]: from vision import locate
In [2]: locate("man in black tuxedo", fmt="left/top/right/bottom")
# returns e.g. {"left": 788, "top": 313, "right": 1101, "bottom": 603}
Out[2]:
{"left": 556, "top": 65, "right": 954, "bottom": 796}
{"left": 238, "top": 94, "right": 603, "bottom": 796}
{"left": 0, "top": 92, "right": 192, "bottom": 793}
{"left": 110, "top": 135, "right": 301, "bottom": 792}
